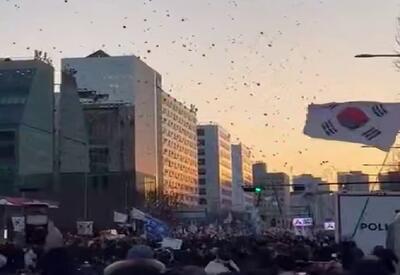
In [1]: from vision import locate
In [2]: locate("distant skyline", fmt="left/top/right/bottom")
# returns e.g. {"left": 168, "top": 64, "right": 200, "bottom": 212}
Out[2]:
{"left": 1, "top": 0, "right": 400, "bottom": 181}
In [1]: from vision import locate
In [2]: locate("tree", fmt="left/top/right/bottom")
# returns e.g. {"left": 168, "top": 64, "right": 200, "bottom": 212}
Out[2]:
{"left": 143, "top": 191, "right": 184, "bottom": 224}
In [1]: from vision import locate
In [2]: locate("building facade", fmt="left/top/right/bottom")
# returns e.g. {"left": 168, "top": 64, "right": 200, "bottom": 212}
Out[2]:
{"left": 160, "top": 91, "right": 198, "bottom": 206}
{"left": 0, "top": 58, "right": 54, "bottom": 194}
{"left": 57, "top": 70, "right": 89, "bottom": 175}
{"left": 231, "top": 143, "right": 253, "bottom": 212}
{"left": 62, "top": 51, "right": 198, "bottom": 206}
{"left": 337, "top": 171, "right": 369, "bottom": 192}
{"left": 291, "top": 174, "right": 334, "bottom": 229}
{"left": 52, "top": 71, "right": 136, "bottom": 229}
{"left": 62, "top": 51, "right": 161, "bottom": 202}
{"left": 379, "top": 171, "right": 400, "bottom": 192}
{"left": 197, "top": 124, "right": 232, "bottom": 214}
{"left": 252, "top": 162, "right": 290, "bottom": 228}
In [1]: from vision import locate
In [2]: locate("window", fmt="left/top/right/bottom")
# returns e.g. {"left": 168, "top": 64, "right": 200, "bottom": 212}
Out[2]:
{"left": 92, "top": 176, "right": 99, "bottom": 189}
{"left": 198, "top": 168, "right": 206, "bottom": 175}
{"left": 198, "top": 158, "right": 205, "bottom": 165}
{"left": 199, "top": 178, "right": 206, "bottom": 185}
{"left": 198, "top": 139, "right": 205, "bottom": 146}
{"left": 102, "top": 176, "right": 108, "bottom": 189}
{"left": 0, "top": 131, "right": 15, "bottom": 142}
{"left": 0, "top": 144, "right": 15, "bottom": 158}
{"left": 199, "top": 198, "right": 207, "bottom": 205}
{"left": 89, "top": 147, "right": 109, "bottom": 172}
{"left": 197, "top": 128, "right": 205, "bottom": 136}
{"left": 199, "top": 188, "right": 206, "bottom": 195}
{"left": 221, "top": 189, "right": 232, "bottom": 196}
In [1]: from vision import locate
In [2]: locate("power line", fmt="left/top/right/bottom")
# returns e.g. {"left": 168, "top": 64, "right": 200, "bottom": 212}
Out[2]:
{"left": 245, "top": 180, "right": 400, "bottom": 188}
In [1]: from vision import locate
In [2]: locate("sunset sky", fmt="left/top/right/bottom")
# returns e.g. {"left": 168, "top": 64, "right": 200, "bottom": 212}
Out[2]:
{"left": 1, "top": 0, "right": 400, "bottom": 181}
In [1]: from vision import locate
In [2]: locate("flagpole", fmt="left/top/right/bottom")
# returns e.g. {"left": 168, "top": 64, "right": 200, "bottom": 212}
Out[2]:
{"left": 354, "top": 53, "right": 400, "bottom": 191}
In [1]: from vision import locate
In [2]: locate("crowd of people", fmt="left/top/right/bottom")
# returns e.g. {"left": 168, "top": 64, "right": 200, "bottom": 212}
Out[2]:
{"left": 0, "top": 227, "right": 398, "bottom": 275}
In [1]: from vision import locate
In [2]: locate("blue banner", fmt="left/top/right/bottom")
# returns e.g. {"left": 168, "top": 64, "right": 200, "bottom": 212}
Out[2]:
{"left": 144, "top": 215, "right": 170, "bottom": 241}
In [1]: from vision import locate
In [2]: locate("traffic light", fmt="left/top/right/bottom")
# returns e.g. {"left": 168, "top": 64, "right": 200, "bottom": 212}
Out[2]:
{"left": 242, "top": 186, "right": 264, "bottom": 193}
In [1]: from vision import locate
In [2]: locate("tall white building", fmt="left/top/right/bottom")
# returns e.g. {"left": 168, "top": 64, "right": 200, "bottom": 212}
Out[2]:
{"left": 231, "top": 143, "right": 253, "bottom": 212}
{"left": 161, "top": 91, "right": 198, "bottom": 206}
{"left": 337, "top": 171, "right": 369, "bottom": 192}
{"left": 197, "top": 124, "right": 232, "bottom": 214}
{"left": 62, "top": 51, "right": 198, "bottom": 206}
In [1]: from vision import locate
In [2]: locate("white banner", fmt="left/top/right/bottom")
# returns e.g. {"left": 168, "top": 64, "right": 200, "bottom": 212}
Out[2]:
{"left": 161, "top": 237, "right": 183, "bottom": 250}
{"left": 26, "top": 215, "right": 48, "bottom": 225}
{"left": 77, "top": 221, "right": 93, "bottom": 236}
{"left": 324, "top": 221, "right": 335, "bottom": 231}
{"left": 293, "top": 217, "right": 313, "bottom": 227}
{"left": 11, "top": 216, "right": 25, "bottom": 232}
{"left": 114, "top": 211, "right": 128, "bottom": 223}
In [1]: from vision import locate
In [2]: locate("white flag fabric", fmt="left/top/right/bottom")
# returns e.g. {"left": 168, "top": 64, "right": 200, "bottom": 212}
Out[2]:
{"left": 77, "top": 221, "right": 93, "bottom": 236}
{"left": 304, "top": 102, "right": 400, "bottom": 151}
{"left": 113, "top": 211, "right": 128, "bottom": 223}
{"left": 131, "top": 207, "right": 146, "bottom": 221}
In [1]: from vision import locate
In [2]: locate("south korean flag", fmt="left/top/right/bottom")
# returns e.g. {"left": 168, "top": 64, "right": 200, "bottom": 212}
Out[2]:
{"left": 304, "top": 102, "right": 400, "bottom": 151}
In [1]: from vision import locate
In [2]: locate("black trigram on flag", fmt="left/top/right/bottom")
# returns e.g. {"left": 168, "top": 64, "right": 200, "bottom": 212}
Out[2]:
{"left": 328, "top": 103, "right": 338, "bottom": 110}
{"left": 372, "top": 104, "right": 388, "bottom": 117}
{"left": 362, "top": 127, "right": 382, "bottom": 140}
{"left": 321, "top": 120, "right": 338, "bottom": 136}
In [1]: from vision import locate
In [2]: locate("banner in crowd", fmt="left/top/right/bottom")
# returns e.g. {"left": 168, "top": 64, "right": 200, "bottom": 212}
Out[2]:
{"left": 77, "top": 221, "right": 94, "bottom": 236}
{"left": 11, "top": 216, "right": 25, "bottom": 232}
{"left": 26, "top": 215, "right": 48, "bottom": 225}
{"left": 292, "top": 217, "right": 313, "bottom": 227}
{"left": 114, "top": 211, "right": 128, "bottom": 223}
{"left": 324, "top": 221, "right": 335, "bottom": 231}
{"left": 130, "top": 207, "right": 170, "bottom": 240}
{"left": 131, "top": 207, "right": 146, "bottom": 221}
{"left": 161, "top": 237, "right": 183, "bottom": 250}
{"left": 145, "top": 216, "right": 170, "bottom": 241}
